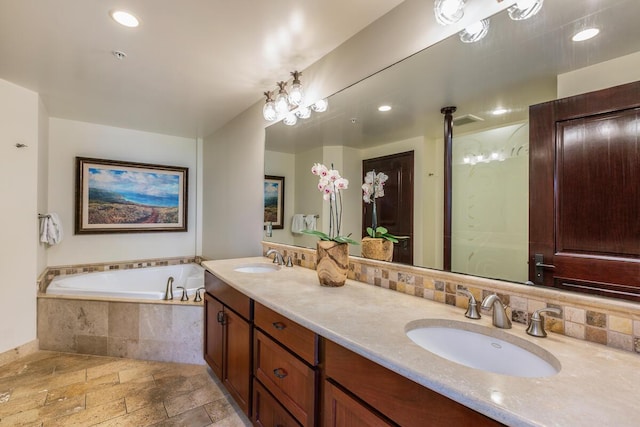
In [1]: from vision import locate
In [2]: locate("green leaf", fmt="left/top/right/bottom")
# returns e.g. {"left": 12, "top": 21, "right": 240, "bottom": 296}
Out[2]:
{"left": 366, "top": 227, "right": 375, "bottom": 237}
{"left": 301, "top": 230, "right": 331, "bottom": 240}
{"left": 334, "top": 236, "right": 359, "bottom": 245}
{"left": 376, "top": 226, "right": 389, "bottom": 234}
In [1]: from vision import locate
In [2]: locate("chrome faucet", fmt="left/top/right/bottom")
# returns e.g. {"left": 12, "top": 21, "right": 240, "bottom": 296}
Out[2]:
{"left": 481, "top": 294, "right": 512, "bottom": 329}
{"left": 164, "top": 276, "right": 174, "bottom": 300}
{"left": 526, "top": 307, "right": 562, "bottom": 337}
{"left": 176, "top": 286, "right": 189, "bottom": 301}
{"left": 457, "top": 289, "right": 481, "bottom": 319}
{"left": 266, "top": 249, "right": 285, "bottom": 265}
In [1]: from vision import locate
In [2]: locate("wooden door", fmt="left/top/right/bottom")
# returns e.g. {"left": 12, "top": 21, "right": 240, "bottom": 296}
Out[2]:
{"left": 529, "top": 81, "right": 640, "bottom": 301}
{"left": 204, "top": 293, "right": 224, "bottom": 379}
{"left": 323, "top": 381, "right": 393, "bottom": 427}
{"left": 223, "top": 308, "right": 252, "bottom": 415}
{"left": 362, "top": 151, "right": 414, "bottom": 264}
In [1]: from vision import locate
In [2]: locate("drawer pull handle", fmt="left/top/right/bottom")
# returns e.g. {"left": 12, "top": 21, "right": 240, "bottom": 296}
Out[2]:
{"left": 272, "top": 322, "right": 286, "bottom": 330}
{"left": 217, "top": 311, "right": 226, "bottom": 325}
{"left": 273, "top": 368, "right": 288, "bottom": 379}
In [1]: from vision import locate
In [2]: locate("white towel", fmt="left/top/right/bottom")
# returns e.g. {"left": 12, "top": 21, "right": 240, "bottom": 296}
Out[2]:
{"left": 304, "top": 214, "right": 317, "bottom": 231}
{"left": 291, "top": 214, "right": 305, "bottom": 234}
{"left": 40, "top": 213, "right": 63, "bottom": 245}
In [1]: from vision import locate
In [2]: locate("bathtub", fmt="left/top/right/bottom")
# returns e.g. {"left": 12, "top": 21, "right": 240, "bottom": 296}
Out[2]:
{"left": 46, "top": 263, "right": 204, "bottom": 300}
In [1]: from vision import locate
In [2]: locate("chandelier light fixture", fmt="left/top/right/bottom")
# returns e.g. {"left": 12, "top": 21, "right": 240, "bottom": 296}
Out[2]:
{"left": 508, "top": 0, "right": 544, "bottom": 21}
{"left": 262, "top": 71, "right": 328, "bottom": 125}
{"left": 434, "top": 0, "right": 465, "bottom": 25}
{"left": 459, "top": 19, "right": 490, "bottom": 43}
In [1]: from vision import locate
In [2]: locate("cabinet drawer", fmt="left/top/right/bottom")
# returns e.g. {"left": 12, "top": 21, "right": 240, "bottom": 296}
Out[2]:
{"left": 324, "top": 340, "right": 503, "bottom": 427}
{"left": 255, "top": 330, "right": 317, "bottom": 426}
{"left": 255, "top": 302, "right": 318, "bottom": 365}
{"left": 205, "top": 271, "right": 251, "bottom": 320}
{"left": 253, "top": 379, "right": 302, "bottom": 427}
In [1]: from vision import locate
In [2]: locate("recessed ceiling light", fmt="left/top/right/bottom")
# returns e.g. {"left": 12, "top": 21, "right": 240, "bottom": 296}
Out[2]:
{"left": 110, "top": 10, "right": 140, "bottom": 28}
{"left": 492, "top": 108, "right": 508, "bottom": 115}
{"left": 378, "top": 105, "right": 392, "bottom": 112}
{"left": 572, "top": 28, "right": 599, "bottom": 42}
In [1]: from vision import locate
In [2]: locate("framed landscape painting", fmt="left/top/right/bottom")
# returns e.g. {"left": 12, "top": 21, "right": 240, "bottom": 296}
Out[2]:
{"left": 75, "top": 157, "right": 188, "bottom": 234}
{"left": 264, "top": 175, "right": 284, "bottom": 229}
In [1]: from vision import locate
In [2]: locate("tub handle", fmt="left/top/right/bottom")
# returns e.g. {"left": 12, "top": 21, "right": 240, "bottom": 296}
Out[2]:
{"left": 176, "top": 286, "right": 189, "bottom": 301}
{"left": 194, "top": 287, "right": 205, "bottom": 302}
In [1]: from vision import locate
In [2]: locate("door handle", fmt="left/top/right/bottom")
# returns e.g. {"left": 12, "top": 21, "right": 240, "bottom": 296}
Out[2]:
{"left": 217, "top": 311, "right": 226, "bottom": 325}
{"left": 534, "top": 254, "right": 556, "bottom": 285}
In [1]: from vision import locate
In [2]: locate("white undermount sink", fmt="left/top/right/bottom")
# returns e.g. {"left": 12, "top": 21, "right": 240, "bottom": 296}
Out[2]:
{"left": 405, "top": 319, "right": 560, "bottom": 378}
{"left": 233, "top": 263, "right": 281, "bottom": 273}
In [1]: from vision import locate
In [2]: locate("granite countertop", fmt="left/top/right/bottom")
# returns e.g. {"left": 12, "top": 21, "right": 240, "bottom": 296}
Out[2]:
{"left": 203, "top": 257, "right": 640, "bottom": 427}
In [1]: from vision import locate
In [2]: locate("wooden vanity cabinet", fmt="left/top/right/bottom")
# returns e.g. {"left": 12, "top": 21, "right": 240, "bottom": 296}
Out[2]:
{"left": 323, "top": 340, "right": 503, "bottom": 427}
{"left": 253, "top": 302, "right": 319, "bottom": 427}
{"left": 204, "top": 271, "right": 253, "bottom": 416}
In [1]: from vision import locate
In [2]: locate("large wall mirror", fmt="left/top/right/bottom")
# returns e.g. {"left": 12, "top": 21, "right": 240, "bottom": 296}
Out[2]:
{"left": 264, "top": 0, "right": 640, "bottom": 284}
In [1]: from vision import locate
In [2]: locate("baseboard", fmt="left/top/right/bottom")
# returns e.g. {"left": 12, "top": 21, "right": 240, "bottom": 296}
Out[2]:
{"left": 0, "top": 339, "right": 39, "bottom": 367}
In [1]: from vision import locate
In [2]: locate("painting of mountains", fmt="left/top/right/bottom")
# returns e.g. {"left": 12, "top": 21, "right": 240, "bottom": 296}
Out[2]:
{"left": 76, "top": 158, "right": 188, "bottom": 233}
{"left": 264, "top": 175, "right": 284, "bottom": 229}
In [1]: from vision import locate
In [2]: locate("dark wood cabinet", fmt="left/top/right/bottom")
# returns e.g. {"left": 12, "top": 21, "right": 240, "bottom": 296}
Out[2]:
{"left": 204, "top": 271, "right": 252, "bottom": 416}
{"left": 253, "top": 302, "right": 319, "bottom": 427}
{"left": 324, "top": 340, "right": 503, "bottom": 427}
{"left": 324, "top": 381, "right": 393, "bottom": 427}
{"left": 253, "top": 377, "right": 302, "bottom": 427}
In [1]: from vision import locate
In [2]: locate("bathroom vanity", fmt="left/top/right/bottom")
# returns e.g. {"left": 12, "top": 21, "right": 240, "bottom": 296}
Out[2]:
{"left": 203, "top": 257, "right": 640, "bottom": 426}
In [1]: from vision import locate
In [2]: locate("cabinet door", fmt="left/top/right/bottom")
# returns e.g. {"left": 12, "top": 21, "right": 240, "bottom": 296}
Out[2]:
{"left": 254, "top": 379, "right": 302, "bottom": 427}
{"left": 324, "top": 381, "right": 393, "bottom": 427}
{"left": 223, "top": 308, "right": 252, "bottom": 415}
{"left": 204, "top": 293, "right": 224, "bottom": 379}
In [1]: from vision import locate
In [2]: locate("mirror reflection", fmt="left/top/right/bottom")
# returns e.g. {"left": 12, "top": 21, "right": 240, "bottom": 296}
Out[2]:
{"left": 264, "top": 0, "right": 640, "bottom": 283}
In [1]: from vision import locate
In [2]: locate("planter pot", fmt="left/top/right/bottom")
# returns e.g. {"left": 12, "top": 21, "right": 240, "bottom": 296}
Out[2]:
{"left": 361, "top": 237, "right": 394, "bottom": 262}
{"left": 316, "top": 241, "right": 349, "bottom": 287}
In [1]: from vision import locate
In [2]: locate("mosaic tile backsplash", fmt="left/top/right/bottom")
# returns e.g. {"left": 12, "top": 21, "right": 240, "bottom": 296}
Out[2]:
{"left": 263, "top": 242, "right": 640, "bottom": 355}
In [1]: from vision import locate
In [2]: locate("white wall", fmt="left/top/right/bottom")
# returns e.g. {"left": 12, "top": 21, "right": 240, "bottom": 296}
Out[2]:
{"left": 46, "top": 118, "right": 198, "bottom": 266}
{"left": 202, "top": 104, "right": 265, "bottom": 260}
{"left": 201, "top": 0, "right": 509, "bottom": 260}
{"left": 0, "top": 79, "right": 39, "bottom": 353}
{"left": 37, "top": 98, "right": 50, "bottom": 276}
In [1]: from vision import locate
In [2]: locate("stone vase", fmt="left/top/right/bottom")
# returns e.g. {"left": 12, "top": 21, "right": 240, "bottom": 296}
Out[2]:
{"left": 361, "top": 237, "right": 394, "bottom": 262}
{"left": 316, "top": 241, "right": 349, "bottom": 287}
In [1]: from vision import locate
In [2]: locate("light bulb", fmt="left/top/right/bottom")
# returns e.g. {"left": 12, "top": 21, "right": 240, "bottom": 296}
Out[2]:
{"left": 295, "top": 106, "right": 311, "bottom": 119}
{"left": 275, "top": 81, "right": 290, "bottom": 115}
{"left": 572, "top": 28, "right": 600, "bottom": 42}
{"left": 262, "top": 91, "right": 277, "bottom": 121}
{"left": 311, "top": 99, "right": 328, "bottom": 112}
{"left": 508, "top": 0, "right": 543, "bottom": 21}
{"left": 434, "top": 0, "right": 465, "bottom": 26}
{"left": 288, "top": 71, "right": 304, "bottom": 106}
{"left": 283, "top": 113, "right": 298, "bottom": 126}
{"left": 459, "top": 19, "right": 490, "bottom": 43}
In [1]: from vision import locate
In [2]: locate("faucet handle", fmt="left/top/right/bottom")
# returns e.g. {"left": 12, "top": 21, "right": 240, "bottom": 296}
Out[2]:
{"left": 526, "top": 307, "right": 562, "bottom": 337}
{"left": 286, "top": 256, "right": 293, "bottom": 267}
{"left": 194, "top": 287, "right": 205, "bottom": 302}
{"left": 176, "top": 286, "right": 189, "bottom": 302}
{"left": 457, "top": 289, "right": 481, "bottom": 319}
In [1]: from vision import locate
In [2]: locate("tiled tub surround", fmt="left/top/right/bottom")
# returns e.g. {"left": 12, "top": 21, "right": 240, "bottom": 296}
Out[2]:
{"left": 36, "top": 256, "right": 205, "bottom": 365}
{"left": 204, "top": 256, "right": 640, "bottom": 427}
{"left": 263, "top": 242, "right": 640, "bottom": 354}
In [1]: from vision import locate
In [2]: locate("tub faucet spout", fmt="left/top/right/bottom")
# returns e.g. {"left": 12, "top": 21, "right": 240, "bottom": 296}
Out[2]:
{"left": 165, "top": 276, "right": 174, "bottom": 300}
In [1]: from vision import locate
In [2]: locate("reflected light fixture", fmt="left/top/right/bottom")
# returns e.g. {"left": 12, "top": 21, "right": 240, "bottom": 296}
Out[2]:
{"left": 311, "top": 99, "right": 328, "bottom": 112}
{"left": 378, "top": 105, "right": 392, "bottom": 112}
{"left": 288, "top": 71, "right": 304, "bottom": 106}
{"left": 296, "top": 106, "right": 311, "bottom": 119}
{"left": 459, "top": 19, "right": 490, "bottom": 43}
{"left": 110, "top": 10, "right": 140, "bottom": 27}
{"left": 283, "top": 113, "right": 298, "bottom": 126}
{"left": 572, "top": 28, "right": 600, "bottom": 42}
{"left": 508, "top": 0, "right": 544, "bottom": 21}
{"left": 492, "top": 107, "right": 508, "bottom": 115}
{"left": 434, "top": 0, "right": 465, "bottom": 25}
{"left": 262, "top": 91, "right": 277, "bottom": 121}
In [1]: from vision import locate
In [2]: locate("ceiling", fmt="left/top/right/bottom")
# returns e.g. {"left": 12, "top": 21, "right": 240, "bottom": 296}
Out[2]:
{"left": 0, "top": 0, "right": 404, "bottom": 139}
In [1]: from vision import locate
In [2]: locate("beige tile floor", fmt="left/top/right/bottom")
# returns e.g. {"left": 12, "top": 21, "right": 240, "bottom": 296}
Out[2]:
{"left": 0, "top": 351, "right": 252, "bottom": 426}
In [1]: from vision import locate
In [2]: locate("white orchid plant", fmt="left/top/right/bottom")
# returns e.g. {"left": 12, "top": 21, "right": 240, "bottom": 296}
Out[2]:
{"left": 362, "top": 170, "right": 405, "bottom": 243}
{"left": 303, "top": 163, "right": 358, "bottom": 244}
